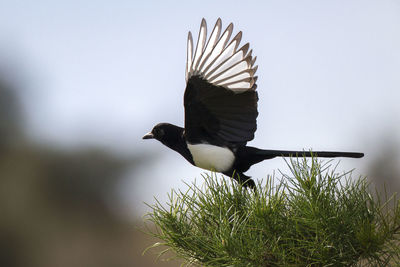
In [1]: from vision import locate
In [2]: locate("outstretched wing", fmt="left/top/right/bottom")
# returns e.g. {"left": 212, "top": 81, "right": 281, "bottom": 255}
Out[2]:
{"left": 184, "top": 18, "right": 259, "bottom": 146}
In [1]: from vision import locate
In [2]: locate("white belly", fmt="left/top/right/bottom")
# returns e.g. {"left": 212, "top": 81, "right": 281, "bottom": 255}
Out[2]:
{"left": 187, "top": 143, "right": 235, "bottom": 172}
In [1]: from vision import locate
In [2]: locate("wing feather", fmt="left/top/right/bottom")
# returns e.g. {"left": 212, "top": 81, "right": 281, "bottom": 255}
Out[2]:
{"left": 186, "top": 19, "right": 257, "bottom": 92}
{"left": 191, "top": 19, "right": 207, "bottom": 76}
{"left": 184, "top": 19, "right": 259, "bottom": 145}
{"left": 198, "top": 23, "right": 233, "bottom": 74}
{"left": 185, "top": 32, "right": 193, "bottom": 82}
{"left": 196, "top": 18, "right": 221, "bottom": 74}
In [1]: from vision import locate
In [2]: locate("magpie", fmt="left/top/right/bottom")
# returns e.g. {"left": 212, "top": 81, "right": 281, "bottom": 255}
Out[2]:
{"left": 143, "top": 18, "right": 364, "bottom": 189}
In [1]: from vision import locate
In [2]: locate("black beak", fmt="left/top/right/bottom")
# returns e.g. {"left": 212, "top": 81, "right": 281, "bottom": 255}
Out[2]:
{"left": 142, "top": 132, "right": 154, "bottom": 139}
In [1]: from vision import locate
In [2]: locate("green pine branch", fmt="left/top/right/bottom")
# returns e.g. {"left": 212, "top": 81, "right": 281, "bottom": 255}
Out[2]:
{"left": 144, "top": 157, "right": 400, "bottom": 266}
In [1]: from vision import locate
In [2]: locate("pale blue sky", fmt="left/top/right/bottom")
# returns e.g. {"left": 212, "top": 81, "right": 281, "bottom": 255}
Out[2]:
{"left": 1, "top": 0, "right": 399, "bottom": 216}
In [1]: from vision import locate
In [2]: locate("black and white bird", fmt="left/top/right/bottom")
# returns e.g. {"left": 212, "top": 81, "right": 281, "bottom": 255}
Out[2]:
{"left": 143, "top": 18, "right": 363, "bottom": 188}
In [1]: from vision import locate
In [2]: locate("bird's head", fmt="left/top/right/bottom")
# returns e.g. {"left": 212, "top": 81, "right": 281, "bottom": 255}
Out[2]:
{"left": 142, "top": 123, "right": 166, "bottom": 141}
{"left": 142, "top": 123, "right": 182, "bottom": 144}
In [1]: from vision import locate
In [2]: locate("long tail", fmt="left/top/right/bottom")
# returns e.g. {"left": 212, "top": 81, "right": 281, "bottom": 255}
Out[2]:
{"left": 258, "top": 149, "right": 364, "bottom": 158}
{"left": 230, "top": 148, "right": 364, "bottom": 189}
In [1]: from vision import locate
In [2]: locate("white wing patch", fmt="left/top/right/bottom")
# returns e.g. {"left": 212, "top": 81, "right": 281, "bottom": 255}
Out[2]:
{"left": 186, "top": 18, "right": 258, "bottom": 93}
{"left": 187, "top": 143, "right": 235, "bottom": 172}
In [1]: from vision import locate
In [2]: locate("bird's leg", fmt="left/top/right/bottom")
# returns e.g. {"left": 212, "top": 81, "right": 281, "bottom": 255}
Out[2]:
{"left": 224, "top": 170, "right": 256, "bottom": 190}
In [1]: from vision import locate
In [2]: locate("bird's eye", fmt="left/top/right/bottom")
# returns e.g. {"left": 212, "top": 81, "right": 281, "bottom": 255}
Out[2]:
{"left": 153, "top": 128, "right": 164, "bottom": 137}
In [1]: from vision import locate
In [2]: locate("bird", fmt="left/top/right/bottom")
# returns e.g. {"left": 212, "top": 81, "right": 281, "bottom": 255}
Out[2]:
{"left": 143, "top": 18, "right": 364, "bottom": 189}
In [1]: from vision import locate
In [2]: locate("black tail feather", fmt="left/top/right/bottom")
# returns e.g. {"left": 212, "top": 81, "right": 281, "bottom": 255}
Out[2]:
{"left": 225, "top": 147, "right": 363, "bottom": 189}
{"left": 257, "top": 149, "right": 364, "bottom": 159}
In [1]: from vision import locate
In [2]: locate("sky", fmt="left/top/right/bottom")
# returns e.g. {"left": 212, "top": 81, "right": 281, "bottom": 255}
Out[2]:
{"left": 1, "top": 0, "right": 399, "bottom": 216}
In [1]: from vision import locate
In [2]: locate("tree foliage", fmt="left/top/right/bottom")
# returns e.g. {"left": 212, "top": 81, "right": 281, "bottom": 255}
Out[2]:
{"left": 145, "top": 158, "right": 400, "bottom": 266}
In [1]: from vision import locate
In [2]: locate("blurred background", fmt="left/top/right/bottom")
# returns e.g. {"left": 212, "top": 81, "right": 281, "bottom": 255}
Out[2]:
{"left": 0, "top": 0, "right": 399, "bottom": 266}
